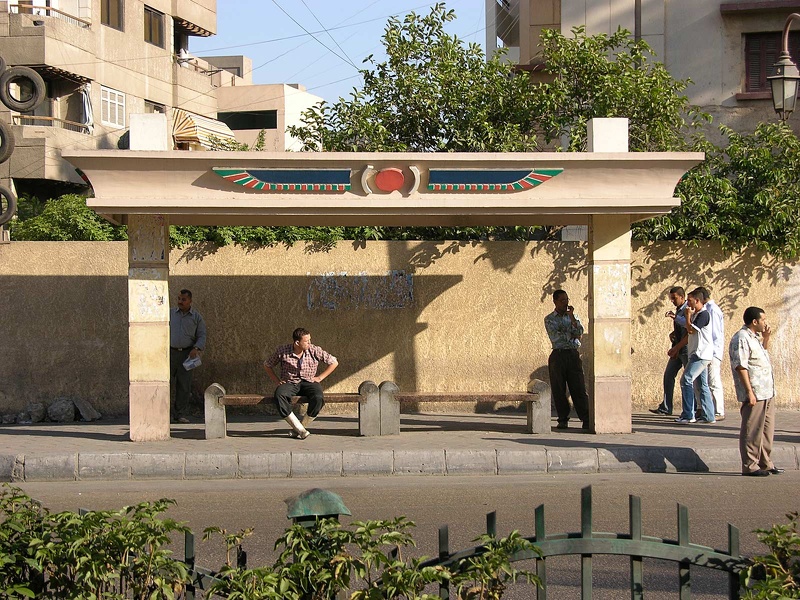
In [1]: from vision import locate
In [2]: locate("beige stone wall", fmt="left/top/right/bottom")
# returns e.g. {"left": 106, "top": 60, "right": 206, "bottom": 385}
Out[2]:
{"left": 1, "top": 241, "right": 797, "bottom": 416}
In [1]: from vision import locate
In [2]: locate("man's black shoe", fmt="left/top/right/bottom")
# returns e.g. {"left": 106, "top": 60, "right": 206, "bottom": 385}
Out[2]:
{"left": 743, "top": 470, "right": 770, "bottom": 477}
{"left": 555, "top": 422, "right": 569, "bottom": 430}
{"left": 768, "top": 467, "right": 785, "bottom": 475}
{"left": 649, "top": 408, "right": 670, "bottom": 415}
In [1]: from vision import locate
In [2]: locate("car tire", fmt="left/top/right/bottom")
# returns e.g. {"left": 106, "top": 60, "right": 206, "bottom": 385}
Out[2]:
{"left": 0, "top": 185, "right": 17, "bottom": 226}
{"left": 0, "top": 66, "right": 46, "bottom": 112}
{"left": 0, "top": 120, "right": 15, "bottom": 164}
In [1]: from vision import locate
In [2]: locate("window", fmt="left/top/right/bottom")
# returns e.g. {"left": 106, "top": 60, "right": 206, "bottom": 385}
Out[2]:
{"left": 745, "top": 31, "right": 800, "bottom": 93}
{"left": 144, "top": 100, "right": 165, "bottom": 114}
{"left": 217, "top": 110, "right": 278, "bottom": 130}
{"left": 100, "top": 86, "right": 125, "bottom": 127}
{"left": 144, "top": 6, "right": 164, "bottom": 47}
{"left": 101, "top": 0, "right": 122, "bottom": 30}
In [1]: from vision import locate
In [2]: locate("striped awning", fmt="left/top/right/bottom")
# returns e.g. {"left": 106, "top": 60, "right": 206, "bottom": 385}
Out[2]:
{"left": 172, "top": 108, "right": 236, "bottom": 149}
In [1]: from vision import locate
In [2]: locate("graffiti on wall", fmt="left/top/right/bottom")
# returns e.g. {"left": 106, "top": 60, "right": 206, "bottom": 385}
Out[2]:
{"left": 307, "top": 271, "right": 413, "bottom": 310}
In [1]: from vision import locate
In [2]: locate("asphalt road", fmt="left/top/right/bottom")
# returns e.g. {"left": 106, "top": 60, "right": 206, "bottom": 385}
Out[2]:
{"left": 17, "top": 471, "right": 800, "bottom": 599}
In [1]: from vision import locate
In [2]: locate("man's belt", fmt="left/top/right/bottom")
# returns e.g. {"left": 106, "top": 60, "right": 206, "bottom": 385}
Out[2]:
{"left": 171, "top": 346, "right": 193, "bottom": 351}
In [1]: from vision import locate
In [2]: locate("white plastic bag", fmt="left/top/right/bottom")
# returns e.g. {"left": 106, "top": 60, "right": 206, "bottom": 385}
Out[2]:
{"left": 182, "top": 356, "right": 202, "bottom": 370}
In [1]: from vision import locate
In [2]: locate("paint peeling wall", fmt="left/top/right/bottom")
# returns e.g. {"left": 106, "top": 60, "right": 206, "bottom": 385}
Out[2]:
{"left": 0, "top": 241, "right": 797, "bottom": 415}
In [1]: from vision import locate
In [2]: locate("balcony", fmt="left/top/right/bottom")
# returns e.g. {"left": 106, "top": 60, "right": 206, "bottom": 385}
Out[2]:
{"left": 12, "top": 114, "right": 90, "bottom": 134}
{"left": 8, "top": 3, "right": 90, "bottom": 29}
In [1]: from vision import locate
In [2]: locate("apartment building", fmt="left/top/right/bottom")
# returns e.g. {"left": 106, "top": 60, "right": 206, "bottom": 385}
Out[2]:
{"left": 0, "top": 0, "right": 322, "bottom": 219}
{"left": 486, "top": 0, "right": 800, "bottom": 133}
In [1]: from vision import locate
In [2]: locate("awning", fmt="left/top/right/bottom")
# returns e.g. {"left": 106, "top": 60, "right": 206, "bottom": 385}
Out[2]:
{"left": 172, "top": 108, "right": 237, "bottom": 149}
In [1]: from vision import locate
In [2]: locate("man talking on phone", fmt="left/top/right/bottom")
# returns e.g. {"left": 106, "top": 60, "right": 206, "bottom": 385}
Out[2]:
{"left": 544, "top": 289, "right": 591, "bottom": 431}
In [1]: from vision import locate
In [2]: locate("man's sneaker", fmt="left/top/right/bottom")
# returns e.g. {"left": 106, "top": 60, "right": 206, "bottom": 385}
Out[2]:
{"left": 289, "top": 430, "right": 310, "bottom": 440}
{"left": 674, "top": 417, "right": 696, "bottom": 424}
{"left": 555, "top": 422, "right": 569, "bottom": 430}
{"left": 697, "top": 418, "right": 716, "bottom": 424}
{"left": 715, "top": 414, "right": 726, "bottom": 421}
{"left": 649, "top": 408, "right": 671, "bottom": 415}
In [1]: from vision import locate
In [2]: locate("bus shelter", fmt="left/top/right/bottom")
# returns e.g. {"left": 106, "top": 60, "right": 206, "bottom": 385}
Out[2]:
{"left": 64, "top": 119, "right": 703, "bottom": 441}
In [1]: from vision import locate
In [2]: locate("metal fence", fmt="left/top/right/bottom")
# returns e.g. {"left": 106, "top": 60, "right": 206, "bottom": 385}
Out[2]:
{"left": 76, "top": 484, "right": 749, "bottom": 599}
{"left": 422, "top": 485, "right": 748, "bottom": 599}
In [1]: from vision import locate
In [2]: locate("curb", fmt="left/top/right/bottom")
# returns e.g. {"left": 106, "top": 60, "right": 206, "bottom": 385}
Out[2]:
{"left": 3, "top": 445, "right": 799, "bottom": 482}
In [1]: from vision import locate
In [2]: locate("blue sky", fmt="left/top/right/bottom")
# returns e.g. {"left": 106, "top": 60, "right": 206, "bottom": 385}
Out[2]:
{"left": 190, "top": 0, "right": 486, "bottom": 104}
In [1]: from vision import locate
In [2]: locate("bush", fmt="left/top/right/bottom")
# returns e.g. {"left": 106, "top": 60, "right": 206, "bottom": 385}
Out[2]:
{"left": 742, "top": 511, "right": 800, "bottom": 599}
{"left": 0, "top": 485, "right": 189, "bottom": 599}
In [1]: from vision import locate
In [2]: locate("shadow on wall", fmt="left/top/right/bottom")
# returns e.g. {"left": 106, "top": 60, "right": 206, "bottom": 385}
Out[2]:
{"left": 187, "top": 274, "right": 463, "bottom": 398}
{"left": 630, "top": 243, "right": 798, "bottom": 321}
{"left": 0, "top": 273, "right": 461, "bottom": 414}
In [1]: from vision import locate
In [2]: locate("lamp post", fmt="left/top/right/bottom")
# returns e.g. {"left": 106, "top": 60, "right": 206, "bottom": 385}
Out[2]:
{"left": 769, "top": 13, "right": 800, "bottom": 121}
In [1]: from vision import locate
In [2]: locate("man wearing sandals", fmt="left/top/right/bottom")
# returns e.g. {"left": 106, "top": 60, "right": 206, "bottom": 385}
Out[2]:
{"left": 264, "top": 327, "right": 338, "bottom": 439}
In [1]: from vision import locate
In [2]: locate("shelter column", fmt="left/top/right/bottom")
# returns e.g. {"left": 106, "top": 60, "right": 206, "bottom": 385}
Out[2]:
{"left": 587, "top": 216, "right": 632, "bottom": 433}
{"left": 128, "top": 214, "right": 171, "bottom": 441}
{"left": 586, "top": 117, "right": 632, "bottom": 434}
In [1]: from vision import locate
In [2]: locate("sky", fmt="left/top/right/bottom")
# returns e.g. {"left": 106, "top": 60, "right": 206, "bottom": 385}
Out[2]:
{"left": 189, "top": 0, "right": 487, "bottom": 104}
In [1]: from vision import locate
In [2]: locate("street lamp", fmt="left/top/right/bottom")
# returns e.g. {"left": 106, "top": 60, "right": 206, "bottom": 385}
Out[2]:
{"left": 768, "top": 13, "right": 800, "bottom": 121}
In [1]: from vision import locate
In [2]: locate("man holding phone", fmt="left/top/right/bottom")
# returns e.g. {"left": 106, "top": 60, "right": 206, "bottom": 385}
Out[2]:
{"left": 544, "top": 289, "right": 590, "bottom": 431}
{"left": 730, "top": 307, "right": 782, "bottom": 477}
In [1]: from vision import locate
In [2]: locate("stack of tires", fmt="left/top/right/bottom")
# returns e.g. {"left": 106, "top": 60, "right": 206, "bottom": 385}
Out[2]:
{"left": 0, "top": 56, "right": 47, "bottom": 226}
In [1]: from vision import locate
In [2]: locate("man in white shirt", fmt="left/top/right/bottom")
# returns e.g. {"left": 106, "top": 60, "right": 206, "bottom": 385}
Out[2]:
{"left": 729, "top": 306, "right": 782, "bottom": 477}
{"left": 675, "top": 288, "right": 716, "bottom": 424}
{"left": 698, "top": 287, "right": 725, "bottom": 420}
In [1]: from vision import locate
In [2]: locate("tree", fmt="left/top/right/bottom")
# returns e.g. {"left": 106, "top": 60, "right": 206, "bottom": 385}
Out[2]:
{"left": 287, "top": 3, "right": 706, "bottom": 242}
{"left": 288, "top": 3, "right": 540, "bottom": 153}
{"left": 9, "top": 194, "right": 127, "bottom": 241}
{"left": 633, "top": 123, "right": 800, "bottom": 259}
{"left": 529, "top": 26, "right": 709, "bottom": 151}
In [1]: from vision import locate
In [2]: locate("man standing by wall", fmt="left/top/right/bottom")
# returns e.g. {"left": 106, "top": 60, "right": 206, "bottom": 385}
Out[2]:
{"left": 169, "top": 289, "right": 206, "bottom": 424}
{"left": 264, "top": 327, "right": 339, "bottom": 440}
{"left": 545, "top": 289, "right": 590, "bottom": 431}
{"left": 676, "top": 287, "right": 715, "bottom": 424}
{"left": 730, "top": 306, "right": 782, "bottom": 477}
{"left": 700, "top": 287, "right": 726, "bottom": 420}
{"left": 650, "top": 286, "right": 688, "bottom": 416}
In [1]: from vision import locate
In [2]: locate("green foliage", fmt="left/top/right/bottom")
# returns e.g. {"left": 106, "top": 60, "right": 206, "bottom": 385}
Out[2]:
{"left": 450, "top": 530, "right": 541, "bottom": 600}
{"left": 288, "top": 3, "right": 539, "bottom": 153}
{"left": 9, "top": 193, "right": 127, "bottom": 241}
{"left": 742, "top": 511, "right": 800, "bottom": 599}
{"left": 0, "top": 485, "right": 190, "bottom": 599}
{"left": 531, "top": 26, "right": 709, "bottom": 151}
{"left": 633, "top": 123, "right": 800, "bottom": 259}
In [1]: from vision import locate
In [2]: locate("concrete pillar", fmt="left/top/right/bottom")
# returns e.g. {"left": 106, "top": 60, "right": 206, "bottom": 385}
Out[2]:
{"left": 587, "top": 117, "right": 631, "bottom": 434}
{"left": 588, "top": 215, "right": 632, "bottom": 433}
{"left": 128, "top": 214, "right": 171, "bottom": 441}
{"left": 127, "top": 112, "right": 171, "bottom": 441}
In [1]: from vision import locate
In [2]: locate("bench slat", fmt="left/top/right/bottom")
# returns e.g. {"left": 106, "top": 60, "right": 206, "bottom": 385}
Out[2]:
{"left": 394, "top": 393, "right": 535, "bottom": 403}
{"left": 221, "top": 393, "right": 363, "bottom": 406}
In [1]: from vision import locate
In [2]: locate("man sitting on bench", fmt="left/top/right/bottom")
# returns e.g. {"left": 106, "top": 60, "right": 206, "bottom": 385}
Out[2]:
{"left": 264, "top": 327, "right": 339, "bottom": 440}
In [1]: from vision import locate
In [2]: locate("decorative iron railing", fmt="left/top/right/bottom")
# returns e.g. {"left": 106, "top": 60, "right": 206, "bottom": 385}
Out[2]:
{"left": 423, "top": 486, "right": 748, "bottom": 599}
{"left": 9, "top": 3, "right": 91, "bottom": 28}
{"left": 12, "top": 114, "right": 90, "bottom": 134}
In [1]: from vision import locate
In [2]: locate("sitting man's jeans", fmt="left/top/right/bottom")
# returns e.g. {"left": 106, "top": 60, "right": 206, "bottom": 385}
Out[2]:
{"left": 679, "top": 356, "right": 715, "bottom": 421}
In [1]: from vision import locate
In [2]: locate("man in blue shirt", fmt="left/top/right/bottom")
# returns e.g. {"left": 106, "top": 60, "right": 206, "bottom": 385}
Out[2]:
{"left": 544, "top": 289, "right": 590, "bottom": 431}
{"left": 169, "top": 289, "right": 206, "bottom": 424}
{"left": 650, "top": 286, "right": 688, "bottom": 415}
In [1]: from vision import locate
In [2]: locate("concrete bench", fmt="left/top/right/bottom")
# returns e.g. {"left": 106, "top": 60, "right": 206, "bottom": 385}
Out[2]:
{"left": 376, "top": 379, "right": 551, "bottom": 435}
{"left": 203, "top": 380, "right": 380, "bottom": 439}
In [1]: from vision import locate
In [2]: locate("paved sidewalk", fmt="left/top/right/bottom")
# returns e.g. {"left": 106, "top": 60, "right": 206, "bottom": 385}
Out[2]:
{"left": 2, "top": 410, "right": 798, "bottom": 481}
